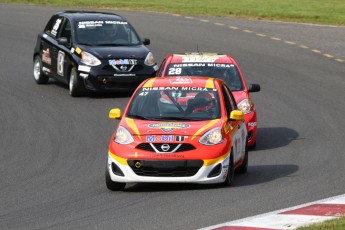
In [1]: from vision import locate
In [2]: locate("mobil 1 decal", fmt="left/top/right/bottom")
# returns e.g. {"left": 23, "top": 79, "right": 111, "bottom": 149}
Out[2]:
{"left": 145, "top": 135, "right": 187, "bottom": 142}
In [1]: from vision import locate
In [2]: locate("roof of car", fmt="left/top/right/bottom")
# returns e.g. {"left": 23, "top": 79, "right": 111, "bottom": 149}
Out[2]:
{"left": 56, "top": 11, "right": 125, "bottom": 22}
{"left": 168, "top": 53, "right": 235, "bottom": 64}
{"left": 142, "top": 76, "right": 223, "bottom": 89}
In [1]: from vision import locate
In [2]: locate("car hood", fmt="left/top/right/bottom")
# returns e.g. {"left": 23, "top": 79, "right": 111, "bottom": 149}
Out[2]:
{"left": 232, "top": 90, "right": 248, "bottom": 104}
{"left": 121, "top": 118, "right": 223, "bottom": 138}
{"left": 79, "top": 45, "right": 149, "bottom": 59}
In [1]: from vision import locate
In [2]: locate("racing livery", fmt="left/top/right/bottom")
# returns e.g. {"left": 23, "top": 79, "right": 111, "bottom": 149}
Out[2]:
{"left": 106, "top": 77, "right": 248, "bottom": 191}
{"left": 33, "top": 11, "right": 157, "bottom": 96}
{"left": 156, "top": 53, "right": 260, "bottom": 148}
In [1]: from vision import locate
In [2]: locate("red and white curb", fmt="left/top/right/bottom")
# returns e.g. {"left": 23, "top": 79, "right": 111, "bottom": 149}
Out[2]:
{"left": 199, "top": 194, "right": 345, "bottom": 230}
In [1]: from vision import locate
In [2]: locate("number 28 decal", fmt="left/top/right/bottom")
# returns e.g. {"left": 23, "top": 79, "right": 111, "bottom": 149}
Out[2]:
{"left": 168, "top": 68, "right": 182, "bottom": 75}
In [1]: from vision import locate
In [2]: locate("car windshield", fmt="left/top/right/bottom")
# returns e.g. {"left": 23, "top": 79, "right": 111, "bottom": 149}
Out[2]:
{"left": 75, "top": 20, "right": 141, "bottom": 46}
{"left": 165, "top": 63, "right": 244, "bottom": 91}
{"left": 127, "top": 87, "right": 221, "bottom": 121}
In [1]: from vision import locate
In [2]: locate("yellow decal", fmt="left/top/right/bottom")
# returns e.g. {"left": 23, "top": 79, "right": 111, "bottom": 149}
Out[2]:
{"left": 223, "top": 123, "right": 230, "bottom": 134}
{"left": 191, "top": 119, "right": 220, "bottom": 140}
{"left": 75, "top": 47, "right": 82, "bottom": 54}
{"left": 205, "top": 78, "right": 215, "bottom": 88}
{"left": 143, "top": 78, "right": 155, "bottom": 88}
{"left": 109, "top": 151, "right": 128, "bottom": 165}
{"left": 203, "top": 151, "right": 229, "bottom": 166}
{"left": 125, "top": 118, "right": 141, "bottom": 140}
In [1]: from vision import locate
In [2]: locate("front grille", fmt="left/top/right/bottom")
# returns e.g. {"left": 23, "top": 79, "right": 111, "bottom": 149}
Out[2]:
{"left": 103, "top": 64, "right": 144, "bottom": 72}
{"left": 136, "top": 143, "right": 196, "bottom": 153}
{"left": 128, "top": 160, "right": 203, "bottom": 177}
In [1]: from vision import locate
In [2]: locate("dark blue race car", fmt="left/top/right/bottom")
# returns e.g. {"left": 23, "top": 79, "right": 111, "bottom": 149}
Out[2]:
{"left": 33, "top": 11, "right": 157, "bottom": 96}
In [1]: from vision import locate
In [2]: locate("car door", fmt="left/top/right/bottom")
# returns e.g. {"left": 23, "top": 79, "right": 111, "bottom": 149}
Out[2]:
{"left": 40, "top": 15, "right": 65, "bottom": 79}
{"left": 222, "top": 84, "right": 247, "bottom": 164}
{"left": 54, "top": 18, "right": 74, "bottom": 83}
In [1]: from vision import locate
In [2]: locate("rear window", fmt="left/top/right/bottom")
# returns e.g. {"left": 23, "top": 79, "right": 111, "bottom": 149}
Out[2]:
{"left": 165, "top": 63, "right": 244, "bottom": 91}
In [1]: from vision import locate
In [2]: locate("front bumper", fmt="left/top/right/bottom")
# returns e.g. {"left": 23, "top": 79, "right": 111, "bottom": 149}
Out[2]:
{"left": 107, "top": 152, "right": 230, "bottom": 184}
{"left": 77, "top": 63, "right": 157, "bottom": 92}
{"left": 244, "top": 110, "right": 258, "bottom": 147}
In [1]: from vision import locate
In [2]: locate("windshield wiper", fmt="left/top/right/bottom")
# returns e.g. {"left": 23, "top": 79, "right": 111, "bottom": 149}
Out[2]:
{"left": 96, "top": 43, "right": 127, "bottom": 46}
{"left": 153, "top": 116, "right": 187, "bottom": 121}
{"left": 127, "top": 114, "right": 149, "bottom": 120}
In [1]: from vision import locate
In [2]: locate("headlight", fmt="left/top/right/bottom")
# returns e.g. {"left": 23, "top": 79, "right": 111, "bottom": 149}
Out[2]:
{"left": 199, "top": 127, "right": 223, "bottom": 145}
{"left": 237, "top": 99, "right": 251, "bottom": 114}
{"left": 81, "top": 51, "right": 101, "bottom": 66}
{"left": 144, "top": 52, "right": 156, "bottom": 66}
{"left": 114, "top": 126, "right": 134, "bottom": 144}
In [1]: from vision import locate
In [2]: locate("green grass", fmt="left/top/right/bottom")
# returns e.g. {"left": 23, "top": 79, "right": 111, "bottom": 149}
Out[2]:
{"left": 297, "top": 216, "right": 345, "bottom": 230}
{"left": 2, "top": 0, "right": 345, "bottom": 25}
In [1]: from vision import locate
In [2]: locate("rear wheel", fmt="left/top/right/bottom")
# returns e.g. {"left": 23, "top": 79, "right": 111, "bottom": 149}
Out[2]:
{"left": 222, "top": 151, "right": 234, "bottom": 186}
{"left": 105, "top": 166, "right": 126, "bottom": 191}
{"left": 33, "top": 55, "right": 49, "bottom": 84}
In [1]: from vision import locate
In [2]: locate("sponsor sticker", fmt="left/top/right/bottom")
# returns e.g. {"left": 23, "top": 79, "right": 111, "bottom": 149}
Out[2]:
{"left": 169, "top": 77, "right": 193, "bottom": 85}
{"left": 143, "top": 87, "right": 212, "bottom": 92}
{"left": 51, "top": 18, "right": 62, "bottom": 36}
{"left": 42, "top": 67, "right": 51, "bottom": 73}
{"left": 148, "top": 123, "right": 190, "bottom": 133}
{"left": 109, "top": 59, "right": 137, "bottom": 65}
{"left": 78, "top": 65, "right": 91, "bottom": 72}
{"left": 248, "top": 122, "right": 257, "bottom": 127}
{"left": 145, "top": 135, "right": 186, "bottom": 142}
{"left": 42, "top": 48, "right": 51, "bottom": 65}
{"left": 182, "top": 56, "right": 218, "bottom": 63}
{"left": 75, "top": 47, "right": 82, "bottom": 54}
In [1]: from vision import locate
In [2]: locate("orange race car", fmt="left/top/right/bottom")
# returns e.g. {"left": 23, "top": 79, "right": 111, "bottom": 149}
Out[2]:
{"left": 156, "top": 53, "right": 260, "bottom": 148}
{"left": 106, "top": 76, "right": 248, "bottom": 191}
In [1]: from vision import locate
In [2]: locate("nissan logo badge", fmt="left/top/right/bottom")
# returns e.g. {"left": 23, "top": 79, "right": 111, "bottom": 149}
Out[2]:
{"left": 161, "top": 144, "right": 170, "bottom": 152}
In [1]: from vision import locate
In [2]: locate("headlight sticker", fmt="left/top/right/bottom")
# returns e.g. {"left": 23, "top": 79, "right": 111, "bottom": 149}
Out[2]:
{"left": 75, "top": 47, "right": 82, "bottom": 54}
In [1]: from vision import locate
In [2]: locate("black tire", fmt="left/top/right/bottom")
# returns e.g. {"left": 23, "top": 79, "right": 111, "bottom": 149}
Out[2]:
{"left": 249, "top": 140, "right": 257, "bottom": 150}
{"left": 236, "top": 141, "right": 248, "bottom": 174}
{"left": 105, "top": 166, "right": 126, "bottom": 191}
{"left": 33, "top": 55, "right": 49, "bottom": 84}
{"left": 69, "top": 67, "right": 82, "bottom": 97}
{"left": 222, "top": 150, "right": 234, "bottom": 186}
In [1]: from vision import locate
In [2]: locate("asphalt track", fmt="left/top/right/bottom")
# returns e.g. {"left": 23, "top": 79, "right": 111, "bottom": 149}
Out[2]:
{"left": 0, "top": 3, "right": 345, "bottom": 230}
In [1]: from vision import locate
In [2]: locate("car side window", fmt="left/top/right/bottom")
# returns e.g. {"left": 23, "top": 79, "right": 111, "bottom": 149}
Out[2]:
{"left": 224, "top": 84, "right": 237, "bottom": 110}
{"left": 44, "top": 16, "right": 64, "bottom": 38}
{"left": 156, "top": 59, "right": 166, "bottom": 77}
{"left": 221, "top": 85, "right": 232, "bottom": 116}
{"left": 59, "top": 19, "right": 72, "bottom": 45}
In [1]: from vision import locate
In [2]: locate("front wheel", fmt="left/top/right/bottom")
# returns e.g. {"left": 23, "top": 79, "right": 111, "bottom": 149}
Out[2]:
{"left": 33, "top": 55, "right": 49, "bottom": 84}
{"left": 222, "top": 151, "right": 234, "bottom": 187}
{"left": 236, "top": 142, "right": 248, "bottom": 174}
{"left": 105, "top": 166, "right": 126, "bottom": 191}
{"left": 69, "top": 67, "right": 83, "bottom": 97}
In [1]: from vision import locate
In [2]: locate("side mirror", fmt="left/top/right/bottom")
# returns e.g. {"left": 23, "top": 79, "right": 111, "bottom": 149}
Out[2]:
{"left": 248, "top": 83, "right": 261, "bottom": 92}
{"left": 109, "top": 108, "right": 122, "bottom": 119}
{"left": 230, "top": 110, "right": 244, "bottom": 121}
{"left": 57, "top": 37, "right": 68, "bottom": 46}
{"left": 142, "top": 38, "right": 150, "bottom": 45}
